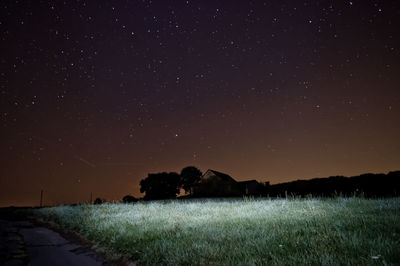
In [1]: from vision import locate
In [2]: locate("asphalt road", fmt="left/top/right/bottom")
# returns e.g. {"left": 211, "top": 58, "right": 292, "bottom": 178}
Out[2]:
{"left": 1, "top": 219, "right": 106, "bottom": 266}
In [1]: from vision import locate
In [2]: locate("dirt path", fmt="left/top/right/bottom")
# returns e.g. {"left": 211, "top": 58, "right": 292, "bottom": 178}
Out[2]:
{"left": 0, "top": 219, "right": 107, "bottom": 266}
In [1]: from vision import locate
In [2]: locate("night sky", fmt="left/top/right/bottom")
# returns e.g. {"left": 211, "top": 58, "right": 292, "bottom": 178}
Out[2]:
{"left": 1, "top": 1, "right": 399, "bottom": 206}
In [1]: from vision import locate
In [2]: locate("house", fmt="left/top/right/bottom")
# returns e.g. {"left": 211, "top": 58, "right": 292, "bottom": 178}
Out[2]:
{"left": 193, "top": 169, "right": 264, "bottom": 197}
{"left": 238, "top": 180, "right": 261, "bottom": 195}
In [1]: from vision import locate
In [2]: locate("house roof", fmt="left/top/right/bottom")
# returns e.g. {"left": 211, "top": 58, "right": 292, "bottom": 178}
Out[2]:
{"left": 237, "top": 180, "right": 259, "bottom": 184}
{"left": 203, "top": 169, "right": 237, "bottom": 183}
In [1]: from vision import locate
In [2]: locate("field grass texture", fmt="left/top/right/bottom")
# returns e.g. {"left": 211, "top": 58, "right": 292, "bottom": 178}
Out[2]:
{"left": 34, "top": 198, "right": 400, "bottom": 265}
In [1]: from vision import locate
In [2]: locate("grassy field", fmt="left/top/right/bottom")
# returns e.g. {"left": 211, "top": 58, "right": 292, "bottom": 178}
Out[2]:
{"left": 32, "top": 198, "right": 400, "bottom": 265}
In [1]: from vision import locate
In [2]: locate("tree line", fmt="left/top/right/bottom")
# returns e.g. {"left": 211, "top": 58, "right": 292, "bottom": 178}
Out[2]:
{"left": 92, "top": 169, "right": 400, "bottom": 204}
{"left": 266, "top": 171, "right": 400, "bottom": 198}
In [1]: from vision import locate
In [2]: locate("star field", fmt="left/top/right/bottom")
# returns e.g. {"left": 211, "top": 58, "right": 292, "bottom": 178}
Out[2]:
{"left": 1, "top": 0, "right": 399, "bottom": 206}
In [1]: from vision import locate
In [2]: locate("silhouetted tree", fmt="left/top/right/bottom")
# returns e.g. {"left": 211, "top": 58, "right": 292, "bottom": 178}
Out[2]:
{"left": 180, "top": 166, "right": 202, "bottom": 195}
{"left": 94, "top": 197, "right": 103, "bottom": 204}
{"left": 140, "top": 172, "right": 181, "bottom": 200}
{"left": 122, "top": 195, "right": 137, "bottom": 203}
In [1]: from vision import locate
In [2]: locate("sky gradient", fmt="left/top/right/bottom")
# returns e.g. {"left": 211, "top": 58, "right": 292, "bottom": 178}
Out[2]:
{"left": 1, "top": 0, "right": 399, "bottom": 206}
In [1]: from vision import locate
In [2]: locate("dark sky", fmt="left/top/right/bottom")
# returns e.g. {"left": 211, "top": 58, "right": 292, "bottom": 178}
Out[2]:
{"left": 1, "top": 0, "right": 399, "bottom": 206}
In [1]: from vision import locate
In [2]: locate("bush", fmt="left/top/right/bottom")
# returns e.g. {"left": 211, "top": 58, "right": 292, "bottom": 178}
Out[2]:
{"left": 122, "top": 195, "right": 137, "bottom": 203}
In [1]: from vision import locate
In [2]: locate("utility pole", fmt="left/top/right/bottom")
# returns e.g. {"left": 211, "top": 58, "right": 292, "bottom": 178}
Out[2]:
{"left": 90, "top": 192, "right": 92, "bottom": 204}
{"left": 40, "top": 190, "right": 43, "bottom": 207}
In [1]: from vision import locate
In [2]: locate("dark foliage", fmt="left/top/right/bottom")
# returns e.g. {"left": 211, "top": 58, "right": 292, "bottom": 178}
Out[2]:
{"left": 140, "top": 172, "right": 181, "bottom": 200}
{"left": 180, "top": 166, "right": 203, "bottom": 195}
{"left": 122, "top": 195, "right": 138, "bottom": 203}
{"left": 264, "top": 171, "right": 400, "bottom": 198}
{"left": 93, "top": 198, "right": 103, "bottom": 204}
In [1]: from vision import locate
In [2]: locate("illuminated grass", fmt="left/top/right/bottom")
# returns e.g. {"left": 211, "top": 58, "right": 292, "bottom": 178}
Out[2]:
{"left": 34, "top": 198, "right": 400, "bottom": 265}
